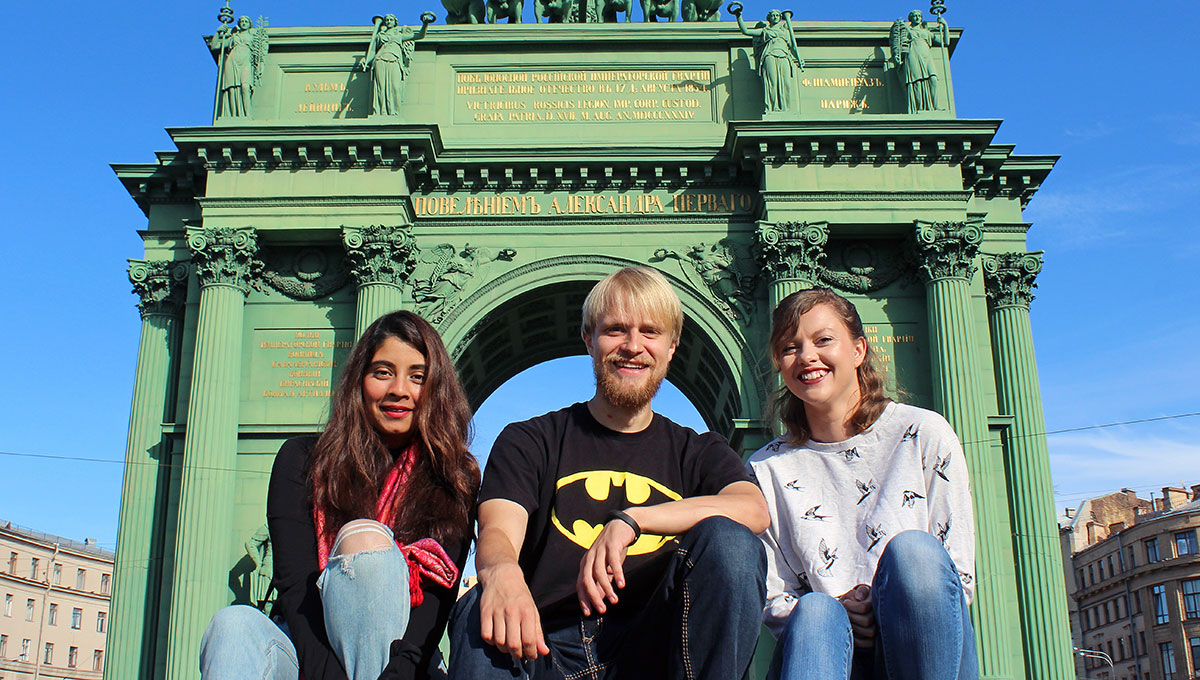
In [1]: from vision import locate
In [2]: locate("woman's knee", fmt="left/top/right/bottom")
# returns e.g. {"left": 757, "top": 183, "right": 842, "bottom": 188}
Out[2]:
{"left": 332, "top": 519, "right": 395, "bottom": 556}
{"left": 874, "top": 530, "right": 956, "bottom": 599}
{"left": 205, "top": 604, "right": 271, "bottom": 638}
{"left": 784, "top": 592, "right": 849, "bottom": 641}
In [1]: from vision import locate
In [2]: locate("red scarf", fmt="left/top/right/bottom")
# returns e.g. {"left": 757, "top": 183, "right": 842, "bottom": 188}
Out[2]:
{"left": 313, "top": 446, "right": 459, "bottom": 607}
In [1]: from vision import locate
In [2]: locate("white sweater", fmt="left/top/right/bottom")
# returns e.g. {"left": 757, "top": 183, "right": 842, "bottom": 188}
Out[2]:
{"left": 747, "top": 402, "right": 976, "bottom": 636}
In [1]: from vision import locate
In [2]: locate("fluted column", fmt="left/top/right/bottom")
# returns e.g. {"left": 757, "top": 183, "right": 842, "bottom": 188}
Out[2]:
{"left": 984, "top": 252, "right": 1073, "bottom": 680}
{"left": 164, "top": 228, "right": 259, "bottom": 680}
{"left": 756, "top": 220, "right": 829, "bottom": 310}
{"left": 343, "top": 224, "right": 417, "bottom": 336}
{"left": 912, "top": 221, "right": 1019, "bottom": 679}
{"left": 106, "top": 261, "right": 189, "bottom": 680}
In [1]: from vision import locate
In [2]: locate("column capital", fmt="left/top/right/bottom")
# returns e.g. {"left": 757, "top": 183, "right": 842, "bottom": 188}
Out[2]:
{"left": 128, "top": 259, "right": 190, "bottom": 318}
{"left": 186, "top": 227, "right": 261, "bottom": 293}
{"left": 982, "top": 251, "right": 1044, "bottom": 310}
{"left": 756, "top": 220, "right": 829, "bottom": 284}
{"left": 342, "top": 224, "right": 417, "bottom": 287}
{"left": 911, "top": 220, "right": 984, "bottom": 283}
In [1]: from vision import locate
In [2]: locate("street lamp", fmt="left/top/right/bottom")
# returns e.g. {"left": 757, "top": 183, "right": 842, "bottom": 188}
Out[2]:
{"left": 1074, "top": 646, "right": 1115, "bottom": 678}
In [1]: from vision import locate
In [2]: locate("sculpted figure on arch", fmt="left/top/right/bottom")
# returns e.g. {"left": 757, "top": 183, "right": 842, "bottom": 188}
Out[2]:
{"left": 209, "top": 14, "right": 269, "bottom": 118}
{"left": 889, "top": 9, "right": 948, "bottom": 113}
{"left": 361, "top": 12, "right": 434, "bottom": 117}
{"left": 729, "top": 3, "right": 803, "bottom": 113}
{"left": 448, "top": 266, "right": 770, "bottom": 680}
{"left": 442, "top": 0, "right": 486, "bottom": 24}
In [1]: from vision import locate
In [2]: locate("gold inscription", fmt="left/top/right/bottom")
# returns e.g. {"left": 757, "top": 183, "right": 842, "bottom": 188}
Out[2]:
{"left": 412, "top": 191, "right": 753, "bottom": 218}
{"left": 802, "top": 77, "right": 885, "bottom": 88}
{"left": 260, "top": 331, "right": 348, "bottom": 399}
{"left": 821, "top": 99, "right": 869, "bottom": 110}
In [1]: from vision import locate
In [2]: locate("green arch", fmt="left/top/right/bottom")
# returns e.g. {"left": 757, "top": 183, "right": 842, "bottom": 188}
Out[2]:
{"left": 438, "top": 254, "right": 766, "bottom": 437}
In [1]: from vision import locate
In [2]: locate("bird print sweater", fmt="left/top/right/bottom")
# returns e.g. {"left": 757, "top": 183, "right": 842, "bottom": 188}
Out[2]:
{"left": 747, "top": 402, "right": 976, "bottom": 637}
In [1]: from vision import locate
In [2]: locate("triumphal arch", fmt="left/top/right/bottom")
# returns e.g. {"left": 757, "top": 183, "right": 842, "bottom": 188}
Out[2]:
{"left": 110, "top": 3, "right": 1070, "bottom": 678}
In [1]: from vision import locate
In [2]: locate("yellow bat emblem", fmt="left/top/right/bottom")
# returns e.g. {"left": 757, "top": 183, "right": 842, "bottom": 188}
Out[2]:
{"left": 550, "top": 470, "right": 683, "bottom": 556}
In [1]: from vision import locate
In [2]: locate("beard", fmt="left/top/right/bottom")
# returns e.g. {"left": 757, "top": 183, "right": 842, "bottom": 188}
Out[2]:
{"left": 593, "top": 353, "right": 668, "bottom": 411}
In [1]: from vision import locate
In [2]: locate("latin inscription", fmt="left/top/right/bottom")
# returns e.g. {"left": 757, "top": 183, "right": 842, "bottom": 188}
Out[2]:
{"left": 258, "top": 330, "right": 352, "bottom": 399}
{"left": 412, "top": 191, "right": 755, "bottom": 217}
{"left": 454, "top": 69, "right": 715, "bottom": 124}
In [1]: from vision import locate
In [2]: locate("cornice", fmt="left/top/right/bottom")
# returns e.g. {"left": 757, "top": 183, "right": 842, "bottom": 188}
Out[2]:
{"left": 761, "top": 190, "right": 971, "bottom": 203}
{"left": 965, "top": 147, "right": 1058, "bottom": 207}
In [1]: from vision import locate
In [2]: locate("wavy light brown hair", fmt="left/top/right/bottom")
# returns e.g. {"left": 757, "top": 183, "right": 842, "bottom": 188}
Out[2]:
{"left": 769, "top": 289, "right": 891, "bottom": 445}
{"left": 308, "top": 311, "right": 479, "bottom": 545}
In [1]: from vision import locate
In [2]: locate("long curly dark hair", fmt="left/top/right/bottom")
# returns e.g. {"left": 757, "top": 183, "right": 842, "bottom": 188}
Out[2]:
{"left": 308, "top": 311, "right": 479, "bottom": 545}
{"left": 768, "top": 289, "right": 891, "bottom": 445}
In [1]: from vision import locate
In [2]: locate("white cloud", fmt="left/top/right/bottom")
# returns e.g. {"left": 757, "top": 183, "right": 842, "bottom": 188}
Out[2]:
{"left": 1049, "top": 425, "right": 1200, "bottom": 508}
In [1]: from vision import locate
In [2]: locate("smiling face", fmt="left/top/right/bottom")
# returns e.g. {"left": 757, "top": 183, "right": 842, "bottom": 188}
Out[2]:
{"left": 776, "top": 303, "right": 866, "bottom": 428}
{"left": 584, "top": 310, "right": 677, "bottom": 412}
{"left": 361, "top": 336, "right": 426, "bottom": 448}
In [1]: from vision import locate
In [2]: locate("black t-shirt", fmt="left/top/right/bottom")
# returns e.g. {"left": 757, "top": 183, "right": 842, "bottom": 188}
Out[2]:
{"left": 479, "top": 403, "right": 751, "bottom": 622}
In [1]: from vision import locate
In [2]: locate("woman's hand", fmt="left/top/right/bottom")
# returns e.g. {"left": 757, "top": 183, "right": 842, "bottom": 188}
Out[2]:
{"left": 838, "top": 584, "right": 876, "bottom": 648}
{"left": 576, "top": 519, "right": 636, "bottom": 616}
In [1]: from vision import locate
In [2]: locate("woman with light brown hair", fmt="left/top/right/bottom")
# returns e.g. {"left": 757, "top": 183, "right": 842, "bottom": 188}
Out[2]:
{"left": 748, "top": 288, "right": 978, "bottom": 680}
{"left": 200, "top": 311, "right": 480, "bottom": 680}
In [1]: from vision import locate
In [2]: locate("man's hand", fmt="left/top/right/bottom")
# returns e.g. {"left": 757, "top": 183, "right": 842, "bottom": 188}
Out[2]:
{"left": 576, "top": 519, "right": 636, "bottom": 616}
{"left": 838, "top": 584, "right": 876, "bottom": 648}
{"left": 479, "top": 562, "right": 550, "bottom": 660}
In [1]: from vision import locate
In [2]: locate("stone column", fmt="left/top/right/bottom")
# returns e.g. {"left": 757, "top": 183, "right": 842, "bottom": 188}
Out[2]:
{"left": 164, "top": 228, "right": 259, "bottom": 680}
{"left": 105, "top": 260, "right": 188, "bottom": 680}
{"left": 912, "top": 220, "right": 1018, "bottom": 680}
{"left": 984, "top": 251, "right": 1073, "bottom": 679}
{"left": 756, "top": 220, "right": 829, "bottom": 311}
{"left": 343, "top": 224, "right": 417, "bottom": 336}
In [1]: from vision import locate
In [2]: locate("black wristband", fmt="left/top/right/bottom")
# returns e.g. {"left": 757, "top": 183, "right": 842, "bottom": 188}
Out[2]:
{"left": 606, "top": 509, "right": 642, "bottom": 540}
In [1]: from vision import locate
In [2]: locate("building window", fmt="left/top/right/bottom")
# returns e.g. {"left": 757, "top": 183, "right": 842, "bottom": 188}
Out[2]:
{"left": 20, "top": 638, "right": 30, "bottom": 661}
{"left": 7, "top": 552, "right": 15, "bottom": 574}
{"left": 71, "top": 607, "right": 82, "bottom": 629}
{"left": 75, "top": 568, "right": 86, "bottom": 589}
{"left": 1140, "top": 631, "right": 1147, "bottom": 653}
{"left": 43, "top": 642, "right": 53, "bottom": 665}
{"left": 1086, "top": 607, "right": 1094, "bottom": 629}
{"left": 1108, "top": 554, "right": 1116, "bottom": 575}
{"left": 93, "top": 649, "right": 103, "bottom": 671}
{"left": 26, "top": 598, "right": 35, "bottom": 621}
{"left": 4, "top": 593, "right": 10, "bottom": 617}
{"left": 1176, "top": 530, "right": 1198, "bottom": 557}
{"left": 1153, "top": 584, "right": 1170, "bottom": 624}
{"left": 1146, "top": 538, "right": 1160, "bottom": 563}
{"left": 1077, "top": 569, "right": 1085, "bottom": 588}
{"left": 1089, "top": 563, "right": 1096, "bottom": 584}
{"left": 30, "top": 557, "right": 39, "bottom": 580}
{"left": 0, "top": 634, "right": 6, "bottom": 657}
{"left": 48, "top": 603, "right": 57, "bottom": 625}
{"left": 1190, "top": 637, "right": 1200, "bottom": 673}
{"left": 101, "top": 573, "right": 110, "bottom": 594}
{"left": 68, "top": 646, "right": 78, "bottom": 668}
{"left": 52, "top": 563, "right": 61, "bottom": 584}
{"left": 1160, "top": 641, "right": 1177, "bottom": 679}
{"left": 1118, "top": 637, "right": 1126, "bottom": 660}
{"left": 96, "top": 611, "right": 106, "bottom": 633}
{"left": 1126, "top": 545, "right": 1136, "bottom": 569}
{"left": 1182, "top": 578, "right": 1200, "bottom": 619}
{"left": 1116, "top": 596, "right": 1125, "bottom": 618}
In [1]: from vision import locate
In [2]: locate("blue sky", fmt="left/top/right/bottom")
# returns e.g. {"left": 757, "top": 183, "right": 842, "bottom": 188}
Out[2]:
{"left": 0, "top": 1, "right": 1197, "bottom": 551}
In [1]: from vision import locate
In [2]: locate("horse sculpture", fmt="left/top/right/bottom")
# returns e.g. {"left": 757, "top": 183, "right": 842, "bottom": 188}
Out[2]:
{"left": 486, "top": 0, "right": 523, "bottom": 22}
{"left": 535, "top": 0, "right": 576, "bottom": 22}
{"left": 442, "top": 0, "right": 485, "bottom": 24}
{"left": 640, "top": 0, "right": 677, "bottom": 21}
{"left": 681, "top": 0, "right": 721, "bottom": 21}
{"left": 596, "top": 0, "right": 634, "bottom": 22}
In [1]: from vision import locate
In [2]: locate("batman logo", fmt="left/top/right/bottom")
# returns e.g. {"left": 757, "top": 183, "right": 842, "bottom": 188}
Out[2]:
{"left": 550, "top": 470, "right": 683, "bottom": 556}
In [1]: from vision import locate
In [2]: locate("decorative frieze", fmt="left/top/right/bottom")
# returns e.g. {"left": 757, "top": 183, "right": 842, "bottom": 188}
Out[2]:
{"left": 411, "top": 243, "right": 517, "bottom": 323}
{"left": 654, "top": 240, "right": 757, "bottom": 322}
{"left": 128, "top": 259, "right": 190, "bottom": 318}
{"left": 982, "top": 251, "right": 1043, "bottom": 310}
{"left": 186, "top": 227, "right": 261, "bottom": 293}
{"left": 756, "top": 220, "right": 829, "bottom": 283}
{"left": 342, "top": 224, "right": 418, "bottom": 287}
{"left": 911, "top": 220, "right": 983, "bottom": 282}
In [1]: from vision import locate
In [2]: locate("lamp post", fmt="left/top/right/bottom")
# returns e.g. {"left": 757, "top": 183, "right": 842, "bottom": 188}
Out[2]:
{"left": 1074, "top": 646, "right": 1114, "bottom": 678}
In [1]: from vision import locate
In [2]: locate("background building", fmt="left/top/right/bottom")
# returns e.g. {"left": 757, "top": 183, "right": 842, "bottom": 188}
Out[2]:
{"left": 0, "top": 521, "right": 113, "bottom": 680}
{"left": 1061, "top": 486, "right": 1200, "bottom": 680}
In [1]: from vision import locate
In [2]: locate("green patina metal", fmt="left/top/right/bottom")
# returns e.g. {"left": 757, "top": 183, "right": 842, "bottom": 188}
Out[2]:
{"left": 109, "top": 7, "right": 1070, "bottom": 679}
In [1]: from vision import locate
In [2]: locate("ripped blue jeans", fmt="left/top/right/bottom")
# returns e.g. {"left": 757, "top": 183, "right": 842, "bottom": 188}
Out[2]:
{"left": 200, "top": 533, "right": 410, "bottom": 680}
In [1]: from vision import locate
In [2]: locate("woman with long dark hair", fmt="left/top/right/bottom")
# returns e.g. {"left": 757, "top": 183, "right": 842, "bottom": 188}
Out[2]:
{"left": 200, "top": 311, "right": 480, "bottom": 680}
{"left": 748, "top": 289, "right": 978, "bottom": 680}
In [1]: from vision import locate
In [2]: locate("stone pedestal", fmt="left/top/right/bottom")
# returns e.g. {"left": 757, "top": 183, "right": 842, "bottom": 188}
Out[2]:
{"left": 913, "top": 221, "right": 1019, "bottom": 680}
{"left": 343, "top": 225, "right": 417, "bottom": 335}
{"left": 106, "top": 261, "right": 188, "bottom": 680}
{"left": 984, "top": 252, "right": 1073, "bottom": 680}
{"left": 164, "top": 228, "right": 258, "bottom": 680}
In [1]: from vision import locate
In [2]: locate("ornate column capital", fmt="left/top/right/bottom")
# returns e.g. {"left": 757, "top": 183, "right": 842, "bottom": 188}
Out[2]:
{"left": 982, "top": 251, "right": 1044, "bottom": 310}
{"left": 756, "top": 221, "right": 829, "bottom": 283}
{"left": 186, "top": 227, "right": 261, "bottom": 293}
{"left": 911, "top": 220, "right": 983, "bottom": 283}
{"left": 128, "top": 259, "right": 190, "bottom": 318}
{"left": 342, "top": 224, "right": 417, "bottom": 287}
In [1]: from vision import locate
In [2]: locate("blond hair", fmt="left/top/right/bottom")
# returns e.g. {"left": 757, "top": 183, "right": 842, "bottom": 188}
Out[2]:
{"left": 581, "top": 267, "right": 683, "bottom": 342}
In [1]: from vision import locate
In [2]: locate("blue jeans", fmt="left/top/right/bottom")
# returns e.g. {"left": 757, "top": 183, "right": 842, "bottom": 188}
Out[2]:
{"left": 448, "top": 516, "right": 766, "bottom": 680}
{"left": 775, "top": 530, "right": 978, "bottom": 680}
{"left": 199, "top": 545, "right": 411, "bottom": 680}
